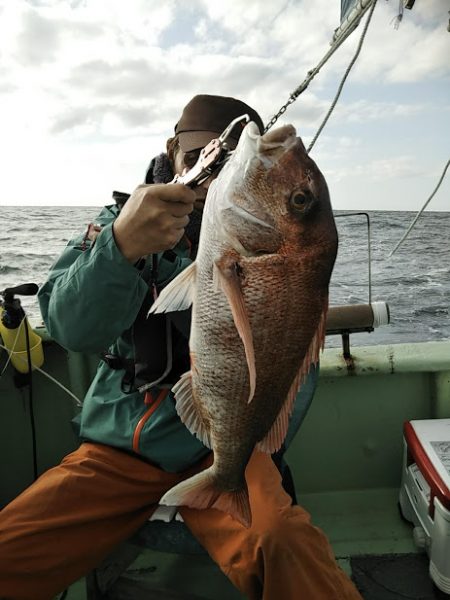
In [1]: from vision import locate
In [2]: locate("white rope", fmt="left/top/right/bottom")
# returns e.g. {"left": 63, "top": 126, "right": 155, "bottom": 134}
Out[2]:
{"left": 389, "top": 158, "right": 450, "bottom": 257}
{"left": 0, "top": 320, "right": 24, "bottom": 377}
{"left": 264, "top": 0, "right": 377, "bottom": 133}
{"left": 307, "top": 0, "right": 378, "bottom": 153}
{"left": 0, "top": 342, "right": 83, "bottom": 407}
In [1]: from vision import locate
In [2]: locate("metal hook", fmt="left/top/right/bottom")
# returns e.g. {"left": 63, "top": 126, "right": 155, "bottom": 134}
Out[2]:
{"left": 218, "top": 114, "right": 250, "bottom": 144}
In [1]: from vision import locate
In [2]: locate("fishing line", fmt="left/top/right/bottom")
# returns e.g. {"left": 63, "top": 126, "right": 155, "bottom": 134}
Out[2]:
{"left": 307, "top": 0, "right": 378, "bottom": 153}
{"left": 389, "top": 158, "right": 450, "bottom": 257}
{"left": 0, "top": 342, "right": 83, "bottom": 406}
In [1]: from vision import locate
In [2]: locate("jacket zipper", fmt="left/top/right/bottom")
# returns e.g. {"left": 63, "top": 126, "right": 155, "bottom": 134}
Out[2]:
{"left": 132, "top": 389, "right": 169, "bottom": 454}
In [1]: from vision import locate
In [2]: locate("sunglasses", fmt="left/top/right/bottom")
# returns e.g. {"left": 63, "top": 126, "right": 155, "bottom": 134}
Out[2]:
{"left": 183, "top": 148, "right": 203, "bottom": 169}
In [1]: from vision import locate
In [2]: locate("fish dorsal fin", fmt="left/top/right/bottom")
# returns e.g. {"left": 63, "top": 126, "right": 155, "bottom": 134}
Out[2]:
{"left": 257, "top": 306, "right": 328, "bottom": 453}
{"left": 149, "top": 262, "right": 196, "bottom": 315}
{"left": 172, "top": 371, "right": 212, "bottom": 449}
{"left": 214, "top": 258, "right": 256, "bottom": 404}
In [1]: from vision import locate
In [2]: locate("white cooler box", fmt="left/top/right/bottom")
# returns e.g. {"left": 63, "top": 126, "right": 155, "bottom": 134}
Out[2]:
{"left": 399, "top": 418, "right": 450, "bottom": 594}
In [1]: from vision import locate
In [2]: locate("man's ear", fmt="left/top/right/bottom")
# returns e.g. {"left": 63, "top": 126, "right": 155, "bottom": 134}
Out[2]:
{"left": 166, "top": 136, "right": 178, "bottom": 170}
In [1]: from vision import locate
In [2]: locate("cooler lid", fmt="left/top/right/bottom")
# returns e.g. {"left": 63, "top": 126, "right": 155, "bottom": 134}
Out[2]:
{"left": 404, "top": 419, "right": 450, "bottom": 511}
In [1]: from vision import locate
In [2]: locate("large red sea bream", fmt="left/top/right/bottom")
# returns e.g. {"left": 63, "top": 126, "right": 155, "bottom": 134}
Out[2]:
{"left": 150, "top": 121, "right": 338, "bottom": 527}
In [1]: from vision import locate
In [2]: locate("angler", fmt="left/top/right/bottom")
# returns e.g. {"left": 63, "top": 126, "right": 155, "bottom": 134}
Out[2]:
{"left": 0, "top": 94, "right": 362, "bottom": 600}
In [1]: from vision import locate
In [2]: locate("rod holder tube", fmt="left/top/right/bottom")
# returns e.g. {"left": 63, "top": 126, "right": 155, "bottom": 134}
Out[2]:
{"left": 326, "top": 302, "right": 390, "bottom": 335}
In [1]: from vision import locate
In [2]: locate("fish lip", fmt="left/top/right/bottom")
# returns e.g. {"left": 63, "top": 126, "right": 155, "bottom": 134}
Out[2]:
{"left": 239, "top": 122, "right": 298, "bottom": 157}
{"left": 256, "top": 124, "right": 297, "bottom": 156}
{"left": 245, "top": 121, "right": 261, "bottom": 140}
{"left": 235, "top": 122, "right": 298, "bottom": 169}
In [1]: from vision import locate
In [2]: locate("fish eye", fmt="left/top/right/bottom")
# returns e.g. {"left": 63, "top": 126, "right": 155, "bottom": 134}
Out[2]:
{"left": 290, "top": 190, "right": 314, "bottom": 212}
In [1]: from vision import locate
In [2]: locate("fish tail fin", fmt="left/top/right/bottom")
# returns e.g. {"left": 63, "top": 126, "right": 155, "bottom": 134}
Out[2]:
{"left": 160, "top": 468, "right": 252, "bottom": 528}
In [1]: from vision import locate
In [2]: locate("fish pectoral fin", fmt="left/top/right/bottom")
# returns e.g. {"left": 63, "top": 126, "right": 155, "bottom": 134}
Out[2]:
{"left": 172, "top": 371, "right": 212, "bottom": 449}
{"left": 160, "top": 469, "right": 252, "bottom": 528}
{"left": 214, "top": 258, "right": 256, "bottom": 404}
{"left": 257, "top": 306, "right": 328, "bottom": 454}
{"left": 148, "top": 262, "right": 196, "bottom": 315}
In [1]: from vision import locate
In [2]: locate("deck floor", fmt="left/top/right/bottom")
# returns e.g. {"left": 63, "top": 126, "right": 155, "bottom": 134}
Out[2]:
{"left": 59, "top": 486, "right": 447, "bottom": 600}
{"left": 351, "top": 553, "right": 448, "bottom": 600}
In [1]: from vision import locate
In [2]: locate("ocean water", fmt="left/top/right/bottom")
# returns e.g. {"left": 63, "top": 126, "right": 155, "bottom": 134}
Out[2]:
{"left": 1, "top": 206, "right": 449, "bottom": 348}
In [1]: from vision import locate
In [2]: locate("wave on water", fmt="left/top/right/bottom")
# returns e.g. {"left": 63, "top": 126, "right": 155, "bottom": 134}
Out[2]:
{"left": 413, "top": 306, "right": 449, "bottom": 317}
{"left": 0, "top": 265, "right": 21, "bottom": 274}
{"left": 1, "top": 206, "right": 450, "bottom": 345}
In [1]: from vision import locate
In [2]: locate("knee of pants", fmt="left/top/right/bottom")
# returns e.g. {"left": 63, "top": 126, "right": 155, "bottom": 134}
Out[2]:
{"left": 225, "top": 505, "right": 322, "bottom": 572}
{"left": 255, "top": 506, "right": 322, "bottom": 552}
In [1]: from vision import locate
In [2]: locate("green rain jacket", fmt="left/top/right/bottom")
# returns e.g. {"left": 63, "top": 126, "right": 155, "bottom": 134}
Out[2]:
{"left": 38, "top": 204, "right": 318, "bottom": 473}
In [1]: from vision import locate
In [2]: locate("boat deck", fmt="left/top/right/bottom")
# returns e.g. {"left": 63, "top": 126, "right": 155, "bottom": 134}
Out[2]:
{"left": 62, "top": 487, "right": 445, "bottom": 599}
{"left": 1, "top": 336, "right": 449, "bottom": 598}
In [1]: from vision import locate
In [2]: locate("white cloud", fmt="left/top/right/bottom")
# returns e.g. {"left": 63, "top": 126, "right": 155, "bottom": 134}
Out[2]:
{"left": 0, "top": 0, "right": 448, "bottom": 209}
{"left": 335, "top": 99, "right": 425, "bottom": 123}
{"left": 342, "top": 155, "right": 424, "bottom": 182}
{"left": 16, "top": 8, "right": 61, "bottom": 65}
{"left": 336, "top": 0, "right": 450, "bottom": 84}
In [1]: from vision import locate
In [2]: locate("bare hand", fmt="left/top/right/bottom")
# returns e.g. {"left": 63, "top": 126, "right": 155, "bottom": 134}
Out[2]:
{"left": 113, "top": 184, "right": 196, "bottom": 263}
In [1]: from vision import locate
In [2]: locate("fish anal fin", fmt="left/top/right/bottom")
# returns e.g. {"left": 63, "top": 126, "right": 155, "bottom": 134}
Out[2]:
{"left": 160, "top": 468, "right": 252, "bottom": 528}
{"left": 214, "top": 257, "right": 256, "bottom": 403}
{"left": 149, "top": 262, "right": 196, "bottom": 314}
{"left": 257, "top": 305, "right": 328, "bottom": 454}
{"left": 172, "top": 371, "right": 212, "bottom": 449}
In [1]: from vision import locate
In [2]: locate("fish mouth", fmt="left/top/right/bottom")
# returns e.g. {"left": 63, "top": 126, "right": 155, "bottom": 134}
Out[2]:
{"left": 255, "top": 125, "right": 297, "bottom": 164}
{"left": 240, "top": 122, "right": 298, "bottom": 166}
{"left": 258, "top": 124, "right": 297, "bottom": 152}
{"left": 231, "top": 121, "right": 298, "bottom": 164}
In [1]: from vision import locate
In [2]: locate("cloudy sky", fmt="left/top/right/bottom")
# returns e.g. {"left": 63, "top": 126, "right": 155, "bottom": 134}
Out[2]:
{"left": 1, "top": 0, "right": 449, "bottom": 210}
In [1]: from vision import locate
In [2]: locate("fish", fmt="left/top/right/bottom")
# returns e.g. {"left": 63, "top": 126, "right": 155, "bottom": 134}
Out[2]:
{"left": 149, "top": 121, "right": 338, "bottom": 527}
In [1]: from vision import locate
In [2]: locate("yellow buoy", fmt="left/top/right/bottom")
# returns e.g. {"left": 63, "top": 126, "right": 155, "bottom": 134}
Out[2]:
{"left": 0, "top": 306, "right": 44, "bottom": 374}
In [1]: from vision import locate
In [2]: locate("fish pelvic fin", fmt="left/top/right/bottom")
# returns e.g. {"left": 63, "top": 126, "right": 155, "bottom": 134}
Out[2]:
{"left": 148, "top": 262, "right": 196, "bottom": 315}
{"left": 172, "top": 371, "right": 212, "bottom": 449}
{"left": 160, "top": 468, "right": 252, "bottom": 528}
{"left": 215, "top": 257, "right": 256, "bottom": 404}
{"left": 257, "top": 303, "right": 328, "bottom": 454}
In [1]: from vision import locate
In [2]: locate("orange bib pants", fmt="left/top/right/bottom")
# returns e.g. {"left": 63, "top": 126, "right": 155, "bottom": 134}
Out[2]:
{"left": 0, "top": 443, "right": 362, "bottom": 600}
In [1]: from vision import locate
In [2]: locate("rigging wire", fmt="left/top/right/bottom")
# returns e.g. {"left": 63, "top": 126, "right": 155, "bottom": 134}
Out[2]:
{"left": 307, "top": 0, "right": 378, "bottom": 153}
{"left": 389, "top": 158, "right": 450, "bottom": 257}
{"left": 263, "top": 0, "right": 377, "bottom": 135}
{"left": 0, "top": 342, "right": 83, "bottom": 406}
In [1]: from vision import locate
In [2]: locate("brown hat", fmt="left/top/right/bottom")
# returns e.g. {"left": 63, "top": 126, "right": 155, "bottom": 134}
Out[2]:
{"left": 174, "top": 94, "right": 264, "bottom": 152}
